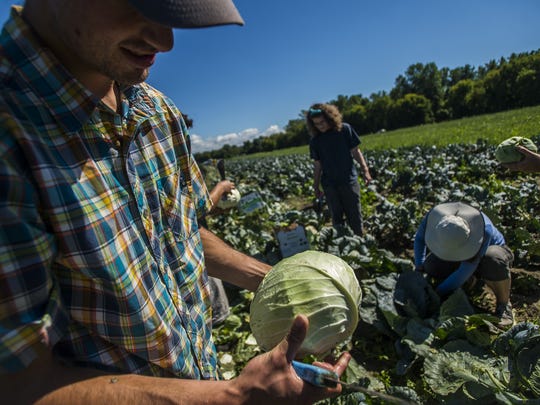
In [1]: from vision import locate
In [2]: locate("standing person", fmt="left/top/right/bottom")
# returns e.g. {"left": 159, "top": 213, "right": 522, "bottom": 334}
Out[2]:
{"left": 414, "top": 202, "right": 514, "bottom": 328}
{"left": 0, "top": 1, "right": 350, "bottom": 404}
{"left": 502, "top": 145, "right": 540, "bottom": 172}
{"left": 306, "top": 103, "right": 372, "bottom": 236}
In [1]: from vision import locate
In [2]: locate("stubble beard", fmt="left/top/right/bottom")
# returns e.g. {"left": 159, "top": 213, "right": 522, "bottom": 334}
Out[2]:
{"left": 96, "top": 56, "right": 150, "bottom": 87}
{"left": 87, "top": 37, "right": 152, "bottom": 87}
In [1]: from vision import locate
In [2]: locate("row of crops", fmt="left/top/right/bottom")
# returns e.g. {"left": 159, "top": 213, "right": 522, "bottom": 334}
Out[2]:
{"left": 206, "top": 139, "right": 540, "bottom": 404}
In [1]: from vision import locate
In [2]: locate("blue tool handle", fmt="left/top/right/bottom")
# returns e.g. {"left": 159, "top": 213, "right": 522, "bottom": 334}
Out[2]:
{"left": 292, "top": 360, "right": 339, "bottom": 388}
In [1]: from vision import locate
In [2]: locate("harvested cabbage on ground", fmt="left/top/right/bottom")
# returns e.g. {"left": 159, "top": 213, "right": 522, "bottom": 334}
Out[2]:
{"left": 249, "top": 250, "right": 361, "bottom": 358}
{"left": 495, "top": 136, "right": 537, "bottom": 163}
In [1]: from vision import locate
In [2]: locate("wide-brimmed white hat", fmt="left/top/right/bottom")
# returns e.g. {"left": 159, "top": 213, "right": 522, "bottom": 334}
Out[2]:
{"left": 127, "top": 0, "right": 244, "bottom": 28}
{"left": 425, "top": 202, "right": 485, "bottom": 262}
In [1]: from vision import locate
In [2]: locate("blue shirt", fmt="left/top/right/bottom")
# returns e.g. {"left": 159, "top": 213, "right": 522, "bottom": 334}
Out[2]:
{"left": 414, "top": 212, "right": 505, "bottom": 296}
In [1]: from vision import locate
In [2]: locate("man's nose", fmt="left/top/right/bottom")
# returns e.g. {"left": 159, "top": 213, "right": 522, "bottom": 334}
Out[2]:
{"left": 143, "top": 23, "right": 174, "bottom": 52}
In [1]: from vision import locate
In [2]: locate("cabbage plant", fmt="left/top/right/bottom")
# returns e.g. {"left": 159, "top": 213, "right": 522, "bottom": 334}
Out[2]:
{"left": 249, "top": 250, "right": 361, "bottom": 357}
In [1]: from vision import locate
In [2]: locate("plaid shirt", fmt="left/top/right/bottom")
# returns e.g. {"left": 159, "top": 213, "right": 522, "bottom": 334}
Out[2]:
{"left": 0, "top": 7, "right": 217, "bottom": 378}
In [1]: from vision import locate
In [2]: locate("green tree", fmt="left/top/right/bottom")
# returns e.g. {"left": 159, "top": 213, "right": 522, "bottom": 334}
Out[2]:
{"left": 389, "top": 94, "right": 434, "bottom": 128}
{"left": 448, "top": 64, "right": 477, "bottom": 86}
{"left": 465, "top": 82, "right": 488, "bottom": 115}
{"left": 284, "top": 118, "right": 309, "bottom": 146}
{"left": 516, "top": 67, "right": 540, "bottom": 107}
{"left": 330, "top": 94, "right": 366, "bottom": 113}
{"left": 390, "top": 62, "right": 444, "bottom": 119}
{"left": 220, "top": 144, "right": 241, "bottom": 159}
{"left": 447, "top": 79, "right": 476, "bottom": 118}
{"left": 478, "top": 58, "right": 500, "bottom": 79}
{"left": 260, "top": 136, "right": 277, "bottom": 152}
{"left": 342, "top": 104, "right": 368, "bottom": 134}
{"left": 366, "top": 92, "right": 392, "bottom": 132}
{"left": 509, "top": 53, "right": 540, "bottom": 108}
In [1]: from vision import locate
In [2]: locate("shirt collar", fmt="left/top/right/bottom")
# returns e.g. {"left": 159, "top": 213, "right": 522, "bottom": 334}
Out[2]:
{"left": 1, "top": 6, "right": 100, "bottom": 133}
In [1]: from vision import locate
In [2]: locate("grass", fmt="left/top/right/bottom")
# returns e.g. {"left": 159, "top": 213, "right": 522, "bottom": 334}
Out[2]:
{"left": 236, "top": 105, "right": 540, "bottom": 159}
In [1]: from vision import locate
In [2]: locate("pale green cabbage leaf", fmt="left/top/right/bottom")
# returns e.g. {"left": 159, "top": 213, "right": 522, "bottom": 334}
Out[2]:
{"left": 495, "top": 136, "right": 537, "bottom": 163}
{"left": 250, "top": 250, "right": 361, "bottom": 357}
{"left": 217, "top": 188, "right": 241, "bottom": 209}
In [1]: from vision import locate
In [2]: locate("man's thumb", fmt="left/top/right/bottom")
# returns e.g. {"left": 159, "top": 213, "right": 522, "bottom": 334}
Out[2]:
{"left": 516, "top": 145, "right": 535, "bottom": 156}
{"left": 281, "top": 314, "right": 309, "bottom": 363}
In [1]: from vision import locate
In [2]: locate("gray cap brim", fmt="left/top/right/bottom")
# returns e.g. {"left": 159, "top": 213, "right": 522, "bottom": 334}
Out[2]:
{"left": 128, "top": 0, "right": 244, "bottom": 28}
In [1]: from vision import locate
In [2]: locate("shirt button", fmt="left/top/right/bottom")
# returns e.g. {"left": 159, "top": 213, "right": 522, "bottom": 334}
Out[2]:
{"left": 159, "top": 264, "right": 166, "bottom": 274}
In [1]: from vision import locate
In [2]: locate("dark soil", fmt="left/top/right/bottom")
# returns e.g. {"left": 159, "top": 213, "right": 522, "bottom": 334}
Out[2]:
{"left": 508, "top": 267, "right": 540, "bottom": 323}
{"left": 469, "top": 267, "right": 540, "bottom": 323}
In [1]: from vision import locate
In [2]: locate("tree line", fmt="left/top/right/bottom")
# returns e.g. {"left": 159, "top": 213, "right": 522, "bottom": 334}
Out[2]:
{"left": 194, "top": 49, "right": 540, "bottom": 161}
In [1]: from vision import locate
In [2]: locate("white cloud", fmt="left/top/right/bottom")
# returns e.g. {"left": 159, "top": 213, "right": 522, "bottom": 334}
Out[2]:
{"left": 216, "top": 132, "right": 240, "bottom": 143}
{"left": 191, "top": 125, "right": 283, "bottom": 153}
{"left": 262, "top": 125, "right": 281, "bottom": 136}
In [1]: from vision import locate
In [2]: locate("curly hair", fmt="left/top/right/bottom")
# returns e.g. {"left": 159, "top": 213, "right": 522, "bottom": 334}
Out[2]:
{"left": 305, "top": 103, "right": 343, "bottom": 136}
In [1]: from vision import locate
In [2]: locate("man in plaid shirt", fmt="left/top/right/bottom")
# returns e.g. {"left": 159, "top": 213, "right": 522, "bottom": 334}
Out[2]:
{"left": 0, "top": 0, "right": 350, "bottom": 403}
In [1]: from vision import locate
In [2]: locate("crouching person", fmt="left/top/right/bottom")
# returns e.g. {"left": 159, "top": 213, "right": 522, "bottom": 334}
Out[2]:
{"left": 414, "top": 202, "right": 514, "bottom": 328}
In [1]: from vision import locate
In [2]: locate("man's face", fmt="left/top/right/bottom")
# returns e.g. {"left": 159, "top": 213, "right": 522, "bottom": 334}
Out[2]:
{"left": 312, "top": 116, "right": 331, "bottom": 133}
{"left": 48, "top": 0, "right": 174, "bottom": 87}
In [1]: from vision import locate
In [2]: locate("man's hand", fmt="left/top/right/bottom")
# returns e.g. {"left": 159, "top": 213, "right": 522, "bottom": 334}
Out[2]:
{"left": 361, "top": 168, "right": 372, "bottom": 185}
{"left": 216, "top": 180, "right": 236, "bottom": 195}
{"left": 314, "top": 186, "right": 324, "bottom": 199}
{"left": 502, "top": 145, "right": 540, "bottom": 173}
{"left": 233, "top": 314, "right": 351, "bottom": 405}
{"left": 209, "top": 180, "right": 236, "bottom": 209}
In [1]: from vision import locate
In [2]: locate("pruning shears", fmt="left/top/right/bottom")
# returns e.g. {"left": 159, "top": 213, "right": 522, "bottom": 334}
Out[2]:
{"left": 292, "top": 361, "right": 414, "bottom": 405}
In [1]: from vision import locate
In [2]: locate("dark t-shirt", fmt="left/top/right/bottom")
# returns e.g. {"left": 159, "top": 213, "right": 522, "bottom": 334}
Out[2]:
{"left": 309, "top": 122, "right": 361, "bottom": 186}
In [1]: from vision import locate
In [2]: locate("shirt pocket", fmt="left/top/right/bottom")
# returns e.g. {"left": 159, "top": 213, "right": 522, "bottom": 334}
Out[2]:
{"left": 158, "top": 171, "right": 197, "bottom": 242}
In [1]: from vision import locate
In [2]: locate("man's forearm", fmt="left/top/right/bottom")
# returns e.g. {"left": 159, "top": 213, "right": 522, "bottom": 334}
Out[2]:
{"left": 37, "top": 373, "right": 240, "bottom": 405}
{"left": 352, "top": 149, "right": 368, "bottom": 169}
{"left": 200, "top": 227, "right": 271, "bottom": 291}
{"left": 2, "top": 346, "right": 242, "bottom": 405}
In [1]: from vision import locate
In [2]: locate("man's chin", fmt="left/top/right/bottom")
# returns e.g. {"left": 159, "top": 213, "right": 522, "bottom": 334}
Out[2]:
{"left": 115, "top": 68, "right": 149, "bottom": 86}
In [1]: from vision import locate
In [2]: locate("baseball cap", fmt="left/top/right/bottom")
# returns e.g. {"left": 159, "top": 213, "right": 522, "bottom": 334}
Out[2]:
{"left": 127, "top": 0, "right": 244, "bottom": 28}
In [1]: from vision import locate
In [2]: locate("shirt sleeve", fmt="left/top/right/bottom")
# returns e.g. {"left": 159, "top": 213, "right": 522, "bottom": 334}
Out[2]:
{"left": 435, "top": 260, "right": 478, "bottom": 296}
{"left": 190, "top": 157, "right": 213, "bottom": 217}
{"left": 345, "top": 123, "right": 361, "bottom": 149}
{"left": 483, "top": 214, "right": 505, "bottom": 245}
{"left": 436, "top": 228, "right": 492, "bottom": 296}
{"left": 0, "top": 127, "right": 69, "bottom": 372}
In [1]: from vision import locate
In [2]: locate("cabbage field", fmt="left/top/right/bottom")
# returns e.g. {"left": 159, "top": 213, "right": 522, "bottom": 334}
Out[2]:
{"left": 206, "top": 138, "right": 540, "bottom": 404}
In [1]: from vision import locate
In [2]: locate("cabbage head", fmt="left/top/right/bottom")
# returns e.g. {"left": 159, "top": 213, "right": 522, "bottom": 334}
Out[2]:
{"left": 495, "top": 136, "right": 537, "bottom": 163}
{"left": 249, "top": 250, "right": 361, "bottom": 357}
{"left": 217, "top": 188, "right": 241, "bottom": 209}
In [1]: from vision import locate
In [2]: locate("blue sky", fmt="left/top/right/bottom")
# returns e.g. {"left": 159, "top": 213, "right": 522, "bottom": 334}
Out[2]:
{"left": 1, "top": 1, "right": 539, "bottom": 153}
